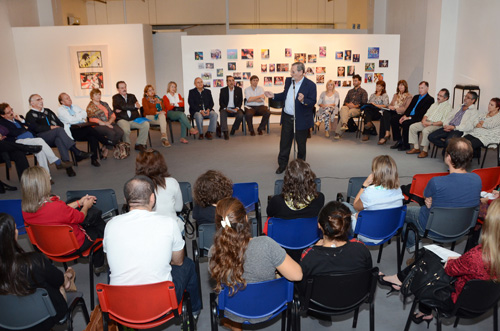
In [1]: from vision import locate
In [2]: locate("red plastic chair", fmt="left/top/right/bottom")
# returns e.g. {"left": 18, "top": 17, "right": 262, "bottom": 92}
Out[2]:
{"left": 404, "top": 172, "right": 448, "bottom": 204}
{"left": 25, "top": 224, "right": 103, "bottom": 310}
{"left": 472, "top": 166, "right": 500, "bottom": 192}
{"left": 96, "top": 281, "right": 193, "bottom": 330}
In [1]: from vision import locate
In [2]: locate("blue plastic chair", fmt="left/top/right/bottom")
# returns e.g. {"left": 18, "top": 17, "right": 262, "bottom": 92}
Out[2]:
{"left": 210, "top": 277, "right": 294, "bottom": 331}
{"left": 273, "top": 178, "right": 322, "bottom": 195}
{"left": 232, "top": 182, "right": 262, "bottom": 234}
{"left": 354, "top": 206, "right": 407, "bottom": 272}
{"left": 267, "top": 217, "right": 321, "bottom": 250}
{"left": 0, "top": 199, "right": 26, "bottom": 235}
{"left": 66, "top": 189, "right": 119, "bottom": 220}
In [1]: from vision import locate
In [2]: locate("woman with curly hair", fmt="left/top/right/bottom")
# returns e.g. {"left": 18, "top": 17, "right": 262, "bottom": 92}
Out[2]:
{"left": 193, "top": 170, "right": 233, "bottom": 225}
{"left": 135, "top": 149, "right": 183, "bottom": 231}
{"left": 209, "top": 197, "right": 302, "bottom": 331}
{"left": 266, "top": 159, "right": 325, "bottom": 234}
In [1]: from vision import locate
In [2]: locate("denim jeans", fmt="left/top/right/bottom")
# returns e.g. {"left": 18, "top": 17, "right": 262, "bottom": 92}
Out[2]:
{"left": 193, "top": 111, "right": 218, "bottom": 134}
{"left": 171, "top": 256, "right": 202, "bottom": 314}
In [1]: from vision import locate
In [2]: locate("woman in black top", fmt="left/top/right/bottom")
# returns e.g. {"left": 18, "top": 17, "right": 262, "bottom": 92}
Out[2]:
{"left": 0, "top": 213, "right": 76, "bottom": 330}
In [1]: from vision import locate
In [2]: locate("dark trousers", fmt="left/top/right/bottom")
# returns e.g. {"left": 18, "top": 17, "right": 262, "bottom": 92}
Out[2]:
{"left": 70, "top": 126, "right": 112, "bottom": 160}
{"left": 77, "top": 218, "right": 106, "bottom": 267}
{"left": 463, "top": 134, "right": 483, "bottom": 150}
{"left": 363, "top": 105, "right": 383, "bottom": 124}
{"left": 380, "top": 110, "right": 402, "bottom": 140}
{"left": 428, "top": 128, "right": 464, "bottom": 149}
{"left": 171, "top": 257, "right": 202, "bottom": 313}
{"left": 0, "top": 141, "right": 30, "bottom": 179}
{"left": 278, "top": 113, "right": 308, "bottom": 168}
{"left": 400, "top": 118, "right": 420, "bottom": 146}
{"left": 245, "top": 106, "right": 271, "bottom": 132}
{"left": 220, "top": 108, "right": 244, "bottom": 132}
{"left": 92, "top": 124, "right": 124, "bottom": 148}
{"left": 37, "top": 127, "right": 75, "bottom": 161}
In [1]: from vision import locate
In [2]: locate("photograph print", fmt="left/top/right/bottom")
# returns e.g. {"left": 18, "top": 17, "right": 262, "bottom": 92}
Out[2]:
{"left": 335, "top": 51, "right": 343, "bottom": 60}
{"left": 319, "top": 46, "right": 326, "bottom": 57}
{"left": 228, "top": 62, "right": 236, "bottom": 70}
{"left": 285, "top": 48, "right": 292, "bottom": 57}
{"left": 80, "top": 72, "right": 103, "bottom": 89}
{"left": 344, "top": 50, "right": 352, "bottom": 61}
{"left": 77, "top": 51, "right": 102, "bottom": 68}
{"left": 308, "top": 54, "right": 317, "bottom": 63}
{"left": 261, "top": 49, "right": 270, "bottom": 59}
{"left": 241, "top": 49, "right": 254, "bottom": 59}
{"left": 353, "top": 54, "right": 360, "bottom": 62}
{"left": 368, "top": 47, "right": 380, "bottom": 59}
{"left": 211, "top": 49, "right": 222, "bottom": 60}
{"left": 294, "top": 53, "right": 306, "bottom": 63}
{"left": 195, "top": 51, "right": 203, "bottom": 60}
{"left": 379, "top": 60, "right": 389, "bottom": 68}
{"left": 365, "top": 62, "right": 375, "bottom": 72}
{"left": 227, "top": 49, "right": 237, "bottom": 59}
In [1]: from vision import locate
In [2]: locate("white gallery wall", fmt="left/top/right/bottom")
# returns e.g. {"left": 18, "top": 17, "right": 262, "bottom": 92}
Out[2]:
{"left": 181, "top": 34, "right": 400, "bottom": 121}
{"left": 11, "top": 24, "right": 155, "bottom": 115}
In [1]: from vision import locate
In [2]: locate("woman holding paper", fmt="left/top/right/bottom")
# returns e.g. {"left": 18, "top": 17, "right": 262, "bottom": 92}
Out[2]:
{"left": 378, "top": 198, "right": 500, "bottom": 327}
{"left": 378, "top": 80, "right": 412, "bottom": 144}
{"left": 361, "top": 80, "right": 389, "bottom": 141}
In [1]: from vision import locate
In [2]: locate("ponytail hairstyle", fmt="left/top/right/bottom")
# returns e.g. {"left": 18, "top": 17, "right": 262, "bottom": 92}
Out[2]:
{"left": 210, "top": 197, "right": 251, "bottom": 295}
{"left": 317, "top": 201, "right": 352, "bottom": 242}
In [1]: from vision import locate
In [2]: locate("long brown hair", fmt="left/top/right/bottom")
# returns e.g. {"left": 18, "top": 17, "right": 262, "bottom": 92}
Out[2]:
{"left": 21, "top": 166, "right": 51, "bottom": 213}
{"left": 210, "top": 197, "right": 251, "bottom": 296}
{"left": 481, "top": 199, "right": 500, "bottom": 279}
{"left": 135, "top": 149, "right": 170, "bottom": 190}
{"left": 282, "top": 159, "right": 318, "bottom": 208}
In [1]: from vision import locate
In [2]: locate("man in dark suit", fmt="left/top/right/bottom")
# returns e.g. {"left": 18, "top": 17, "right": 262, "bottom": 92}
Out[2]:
{"left": 188, "top": 77, "right": 218, "bottom": 140}
{"left": 265, "top": 62, "right": 317, "bottom": 174}
{"left": 391, "top": 81, "right": 435, "bottom": 151}
{"left": 219, "top": 76, "right": 243, "bottom": 140}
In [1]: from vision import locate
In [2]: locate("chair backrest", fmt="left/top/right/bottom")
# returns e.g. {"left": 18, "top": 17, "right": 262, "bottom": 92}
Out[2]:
{"left": 409, "top": 172, "right": 449, "bottom": 201}
{"left": 302, "top": 267, "right": 379, "bottom": 315}
{"left": 96, "top": 281, "right": 180, "bottom": 328}
{"left": 354, "top": 206, "right": 407, "bottom": 245}
{"left": 425, "top": 206, "right": 479, "bottom": 241}
{"left": 66, "top": 189, "right": 119, "bottom": 220}
{"left": 198, "top": 223, "right": 217, "bottom": 254}
{"left": 178, "top": 181, "right": 193, "bottom": 209}
{"left": 25, "top": 224, "right": 80, "bottom": 259}
{"left": 472, "top": 166, "right": 500, "bottom": 192}
{"left": 232, "top": 182, "right": 259, "bottom": 212}
{"left": 0, "top": 288, "right": 57, "bottom": 330}
{"left": 218, "top": 277, "right": 293, "bottom": 321}
{"left": 268, "top": 99, "right": 285, "bottom": 110}
{"left": 273, "top": 178, "right": 322, "bottom": 196}
{"left": 346, "top": 177, "right": 367, "bottom": 203}
{"left": 452, "top": 280, "right": 500, "bottom": 318}
{"left": 267, "top": 217, "right": 320, "bottom": 250}
{"left": 0, "top": 199, "right": 25, "bottom": 235}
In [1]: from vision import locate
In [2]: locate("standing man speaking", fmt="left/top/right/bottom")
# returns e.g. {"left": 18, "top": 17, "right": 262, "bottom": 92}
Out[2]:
{"left": 265, "top": 62, "right": 317, "bottom": 174}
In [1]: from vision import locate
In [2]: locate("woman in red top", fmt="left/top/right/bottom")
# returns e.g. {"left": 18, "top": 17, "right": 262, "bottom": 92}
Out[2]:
{"left": 21, "top": 166, "right": 106, "bottom": 273}
{"left": 379, "top": 198, "right": 500, "bottom": 326}
{"left": 162, "top": 81, "right": 198, "bottom": 144}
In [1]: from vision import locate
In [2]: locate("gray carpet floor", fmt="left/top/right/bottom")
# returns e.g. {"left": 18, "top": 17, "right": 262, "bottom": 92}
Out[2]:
{"left": 2, "top": 122, "right": 498, "bottom": 331}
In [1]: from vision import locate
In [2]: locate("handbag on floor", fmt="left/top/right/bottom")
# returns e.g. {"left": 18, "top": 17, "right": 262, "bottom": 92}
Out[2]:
{"left": 84, "top": 304, "right": 119, "bottom": 331}
{"left": 401, "top": 249, "right": 456, "bottom": 311}
{"left": 113, "top": 142, "right": 130, "bottom": 159}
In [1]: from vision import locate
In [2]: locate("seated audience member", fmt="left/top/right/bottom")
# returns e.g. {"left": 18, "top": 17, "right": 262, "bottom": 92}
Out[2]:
{"left": 112, "top": 81, "right": 150, "bottom": 152}
{"left": 0, "top": 103, "right": 72, "bottom": 182}
{"left": 299, "top": 201, "right": 373, "bottom": 292}
{"left": 378, "top": 80, "right": 412, "bottom": 145}
{"left": 142, "top": 84, "right": 171, "bottom": 147}
{"left": 0, "top": 213, "right": 78, "bottom": 330}
{"left": 266, "top": 159, "right": 325, "bottom": 234}
{"left": 162, "top": 81, "right": 198, "bottom": 144}
{"left": 219, "top": 76, "right": 244, "bottom": 140}
{"left": 463, "top": 97, "right": 500, "bottom": 152}
{"left": 193, "top": 170, "right": 233, "bottom": 226}
{"left": 135, "top": 149, "right": 184, "bottom": 232}
{"left": 334, "top": 74, "right": 368, "bottom": 139}
{"left": 428, "top": 91, "right": 479, "bottom": 154}
{"left": 315, "top": 80, "right": 340, "bottom": 138}
{"left": 361, "top": 80, "right": 390, "bottom": 141}
{"left": 26, "top": 94, "right": 92, "bottom": 176}
{"left": 209, "top": 197, "right": 302, "bottom": 331}
{"left": 391, "top": 81, "right": 434, "bottom": 151}
{"left": 403, "top": 138, "right": 482, "bottom": 251}
{"left": 379, "top": 198, "right": 500, "bottom": 327}
{"left": 188, "top": 77, "right": 218, "bottom": 140}
{"left": 57, "top": 92, "right": 112, "bottom": 167}
{"left": 244, "top": 75, "right": 271, "bottom": 136}
{"left": 406, "top": 88, "right": 452, "bottom": 158}
{"left": 86, "top": 88, "right": 124, "bottom": 159}
{"left": 103, "top": 176, "right": 201, "bottom": 317}
{"left": 344, "top": 155, "right": 404, "bottom": 243}
{"left": 21, "top": 166, "right": 106, "bottom": 274}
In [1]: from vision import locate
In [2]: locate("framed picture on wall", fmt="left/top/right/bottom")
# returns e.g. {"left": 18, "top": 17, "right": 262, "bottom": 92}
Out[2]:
{"left": 294, "top": 53, "right": 306, "bottom": 63}
{"left": 308, "top": 54, "right": 317, "bottom": 63}
{"left": 201, "top": 72, "right": 212, "bottom": 80}
{"left": 316, "top": 67, "right": 326, "bottom": 74}
{"left": 319, "top": 46, "right": 326, "bottom": 57}
{"left": 269, "top": 64, "right": 276, "bottom": 72}
{"left": 344, "top": 50, "right": 352, "bottom": 61}
{"left": 353, "top": 54, "right": 360, "bottom": 62}
{"left": 337, "top": 66, "right": 345, "bottom": 77}
{"left": 365, "top": 73, "right": 373, "bottom": 83}
{"left": 235, "top": 81, "right": 243, "bottom": 88}
{"left": 368, "top": 47, "right": 380, "bottom": 59}
{"left": 195, "top": 52, "right": 203, "bottom": 60}
{"left": 274, "top": 76, "right": 284, "bottom": 85}
{"left": 379, "top": 60, "right": 389, "bottom": 68}
{"left": 77, "top": 51, "right": 102, "bottom": 68}
{"left": 242, "top": 72, "right": 251, "bottom": 80}
{"left": 197, "top": 63, "right": 205, "bottom": 69}
{"left": 347, "top": 65, "right": 355, "bottom": 76}
{"left": 203, "top": 81, "right": 211, "bottom": 88}
{"left": 261, "top": 49, "right": 270, "bottom": 59}
{"left": 316, "top": 75, "right": 325, "bottom": 84}
{"left": 285, "top": 48, "right": 292, "bottom": 57}
{"left": 213, "top": 79, "right": 224, "bottom": 87}
{"left": 374, "top": 73, "right": 384, "bottom": 82}
{"left": 217, "top": 69, "right": 223, "bottom": 77}
{"left": 233, "top": 72, "right": 242, "bottom": 79}
{"left": 70, "top": 45, "right": 109, "bottom": 97}
{"left": 261, "top": 64, "right": 267, "bottom": 73}
{"left": 211, "top": 49, "right": 222, "bottom": 59}
{"left": 227, "top": 49, "right": 237, "bottom": 59}
{"left": 241, "top": 49, "right": 254, "bottom": 59}
{"left": 206, "top": 63, "right": 214, "bottom": 69}
{"left": 342, "top": 80, "right": 352, "bottom": 87}
{"left": 335, "top": 52, "right": 343, "bottom": 60}
{"left": 228, "top": 62, "right": 236, "bottom": 70}
{"left": 334, "top": 80, "right": 341, "bottom": 87}
{"left": 264, "top": 77, "right": 272, "bottom": 86}
{"left": 277, "top": 63, "right": 289, "bottom": 72}
{"left": 365, "top": 63, "right": 375, "bottom": 72}
{"left": 305, "top": 67, "right": 314, "bottom": 76}
{"left": 247, "top": 61, "right": 253, "bottom": 68}
{"left": 79, "top": 72, "right": 103, "bottom": 89}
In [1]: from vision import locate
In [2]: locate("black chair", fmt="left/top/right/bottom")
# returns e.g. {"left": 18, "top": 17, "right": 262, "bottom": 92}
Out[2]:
{"left": 480, "top": 142, "right": 500, "bottom": 168}
{"left": 66, "top": 188, "right": 119, "bottom": 221}
{"left": 404, "top": 280, "right": 500, "bottom": 331}
{"left": 294, "top": 267, "right": 379, "bottom": 331}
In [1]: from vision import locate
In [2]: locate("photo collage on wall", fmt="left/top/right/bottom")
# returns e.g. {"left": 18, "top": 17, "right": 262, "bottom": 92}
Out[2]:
{"left": 193, "top": 44, "right": 389, "bottom": 89}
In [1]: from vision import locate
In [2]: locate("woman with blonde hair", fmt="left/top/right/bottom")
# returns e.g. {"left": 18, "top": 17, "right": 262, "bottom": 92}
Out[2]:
{"left": 142, "top": 84, "right": 171, "bottom": 147}
{"left": 162, "top": 81, "right": 198, "bottom": 144}
{"left": 315, "top": 80, "right": 340, "bottom": 137}
{"left": 209, "top": 197, "right": 302, "bottom": 330}
{"left": 379, "top": 198, "right": 500, "bottom": 327}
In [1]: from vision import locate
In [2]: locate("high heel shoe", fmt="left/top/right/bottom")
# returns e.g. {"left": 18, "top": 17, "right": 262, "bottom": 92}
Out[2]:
{"left": 377, "top": 135, "right": 391, "bottom": 145}
{"left": 377, "top": 274, "right": 401, "bottom": 296}
{"left": 411, "top": 313, "right": 433, "bottom": 328}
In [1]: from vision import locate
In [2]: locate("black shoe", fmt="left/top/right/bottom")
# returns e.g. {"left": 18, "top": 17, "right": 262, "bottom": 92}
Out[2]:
{"left": 0, "top": 184, "right": 5, "bottom": 194}
{"left": 410, "top": 313, "right": 433, "bottom": 328}
{"left": 91, "top": 159, "right": 101, "bottom": 167}
{"left": 21, "top": 144, "right": 43, "bottom": 154}
{"left": 198, "top": 133, "right": 204, "bottom": 140}
{"left": 230, "top": 129, "right": 236, "bottom": 136}
{"left": 377, "top": 274, "right": 401, "bottom": 296}
{"left": 398, "top": 144, "right": 411, "bottom": 151}
{"left": 258, "top": 129, "right": 264, "bottom": 135}
{"left": 223, "top": 131, "right": 229, "bottom": 140}
{"left": 75, "top": 151, "right": 93, "bottom": 162}
{"left": 2, "top": 181, "right": 17, "bottom": 191}
{"left": 250, "top": 131, "right": 256, "bottom": 136}
{"left": 390, "top": 141, "right": 402, "bottom": 149}
{"left": 66, "top": 167, "right": 76, "bottom": 177}
{"left": 134, "top": 144, "right": 146, "bottom": 152}
{"left": 216, "top": 125, "right": 222, "bottom": 138}
{"left": 275, "top": 166, "right": 286, "bottom": 174}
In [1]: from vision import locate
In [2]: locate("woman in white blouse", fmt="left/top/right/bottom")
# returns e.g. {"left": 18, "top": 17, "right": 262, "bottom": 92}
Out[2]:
{"left": 162, "top": 81, "right": 198, "bottom": 144}
{"left": 463, "top": 97, "right": 500, "bottom": 151}
{"left": 315, "top": 80, "right": 340, "bottom": 138}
